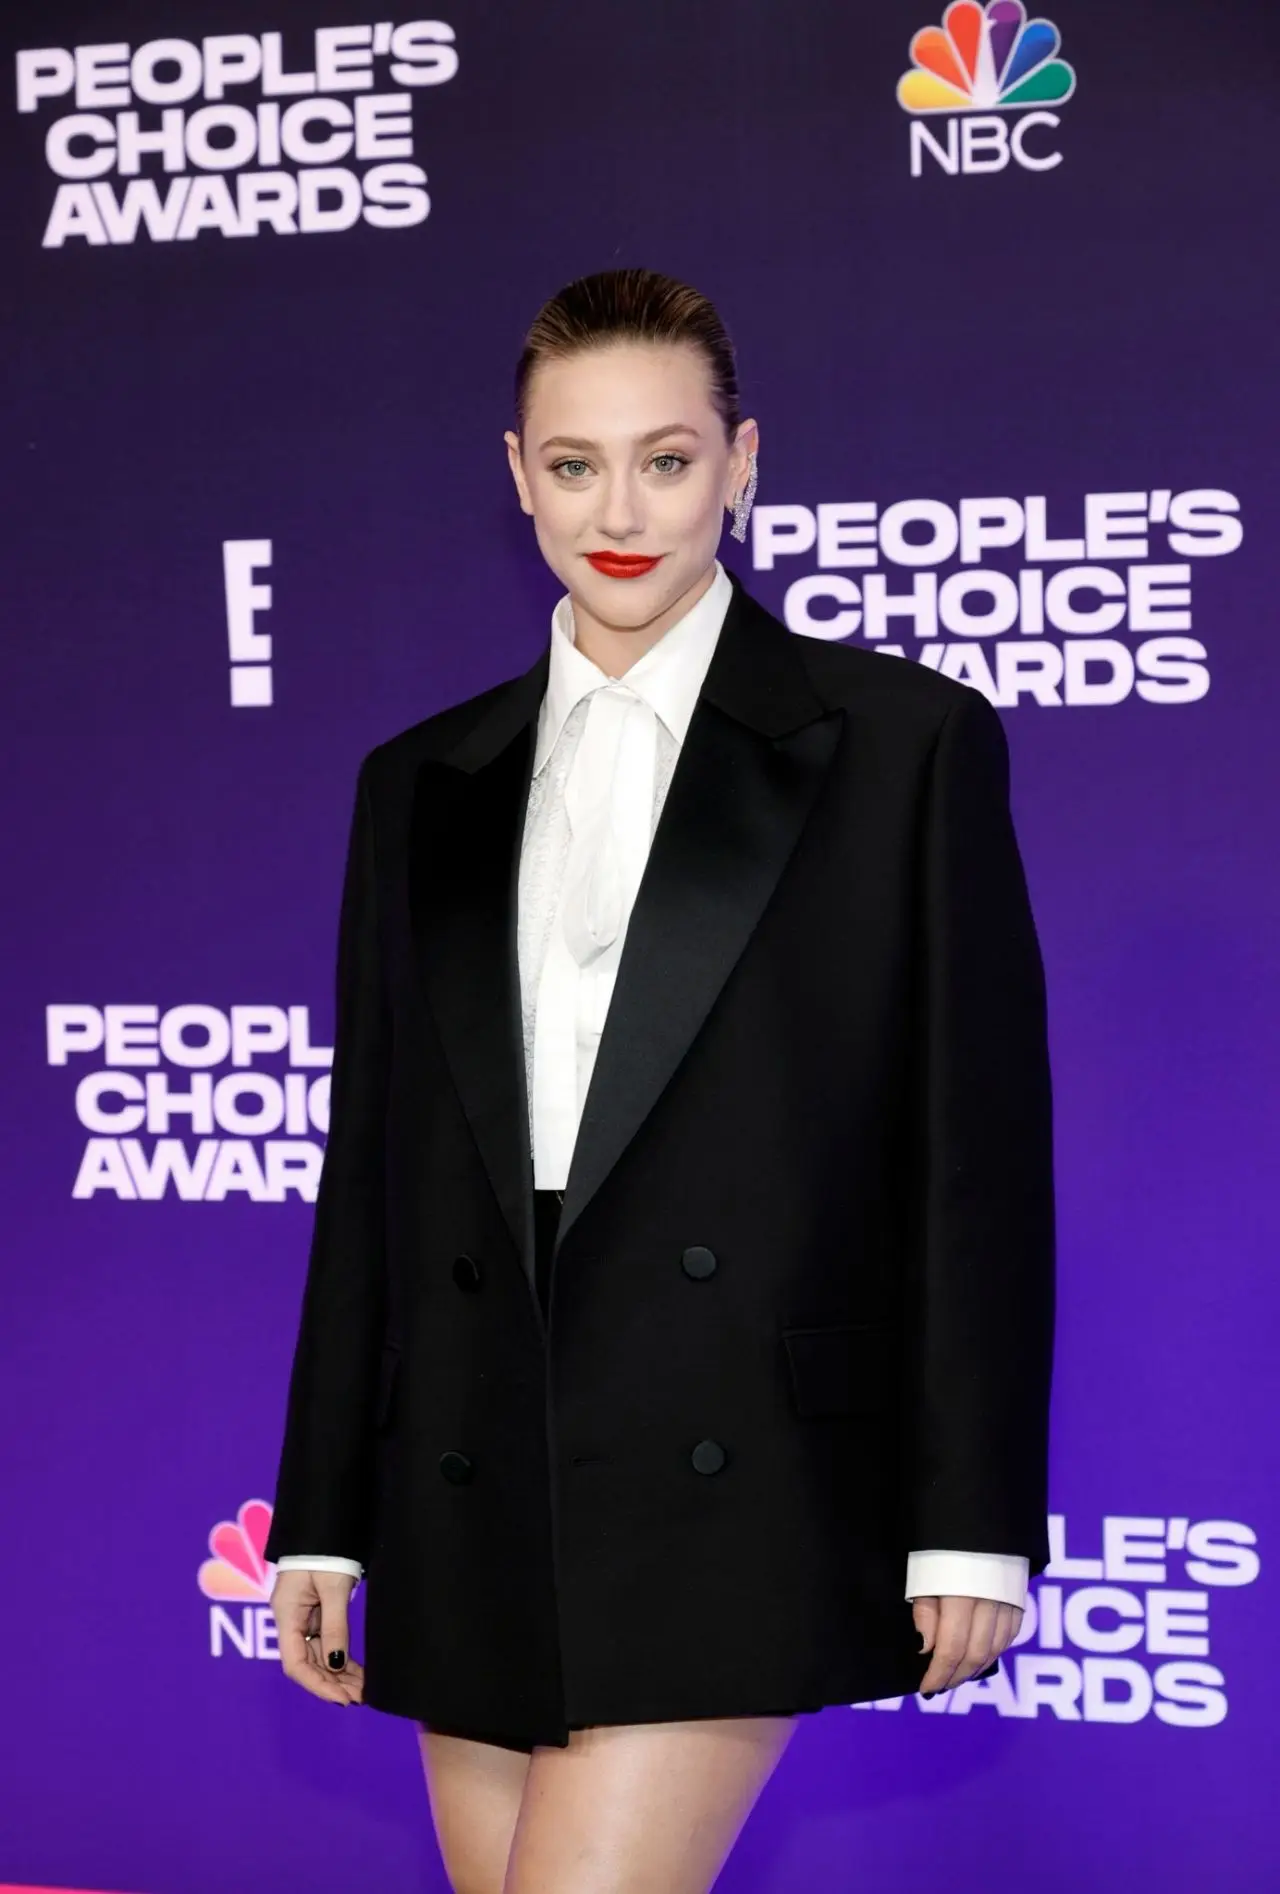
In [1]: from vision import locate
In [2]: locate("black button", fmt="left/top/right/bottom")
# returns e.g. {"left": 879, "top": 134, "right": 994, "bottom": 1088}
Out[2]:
{"left": 681, "top": 1245, "right": 717, "bottom": 1280}
{"left": 452, "top": 1253, "right": 482, "bottom": 1292}
{"left": 691, "top": 1438, "right": 727, "bottom": 1475}
{"left": 439, "top": 1451, "right": 473, "bottom": 1484}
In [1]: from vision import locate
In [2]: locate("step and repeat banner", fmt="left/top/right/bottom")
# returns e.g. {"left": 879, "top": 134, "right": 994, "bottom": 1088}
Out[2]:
{"left": 2, "top": 3, "right": 1274, "bottom": 1890}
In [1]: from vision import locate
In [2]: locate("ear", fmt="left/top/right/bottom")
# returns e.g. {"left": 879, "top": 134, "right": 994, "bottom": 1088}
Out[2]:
{"left": 725, "top": 417, "right": 760, "bottom": 511}
{"left": 504, "top": 429, "right": 534, "bottom": 516}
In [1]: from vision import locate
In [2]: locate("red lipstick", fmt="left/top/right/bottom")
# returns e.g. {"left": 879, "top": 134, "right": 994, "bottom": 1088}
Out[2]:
{"left": 586, "top": 551, "right": 662, "bottom": 580}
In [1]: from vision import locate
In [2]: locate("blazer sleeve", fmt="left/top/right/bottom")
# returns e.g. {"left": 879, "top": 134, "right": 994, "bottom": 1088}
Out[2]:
{"left": 906, "top": 687, "right": 1056, "bottom": 1580}
{"left": 263, "top": 755, "right": 391, "bottom": 1570}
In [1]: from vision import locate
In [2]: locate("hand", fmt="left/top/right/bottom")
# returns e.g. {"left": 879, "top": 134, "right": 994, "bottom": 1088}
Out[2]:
{"left": 912, "top": 1593, "right": 1022, "bottom": 1697}
{"left": 272, "top": 1566, "right": 365, "bottom": 1706}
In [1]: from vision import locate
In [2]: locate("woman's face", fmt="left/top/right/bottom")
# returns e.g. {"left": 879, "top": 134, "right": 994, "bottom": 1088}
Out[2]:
{"left": 505, "top": 341, "right": 757, "bottom": 635}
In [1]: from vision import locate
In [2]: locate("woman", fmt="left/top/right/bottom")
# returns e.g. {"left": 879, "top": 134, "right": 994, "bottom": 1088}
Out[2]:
{"left": 265, "top": 268, "right": 1056, "bottom": 1893}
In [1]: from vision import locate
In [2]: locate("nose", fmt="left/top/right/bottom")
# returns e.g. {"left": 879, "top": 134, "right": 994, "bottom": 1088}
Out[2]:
{"left": 595, "top": 469, "right": 645, "bottom": 542}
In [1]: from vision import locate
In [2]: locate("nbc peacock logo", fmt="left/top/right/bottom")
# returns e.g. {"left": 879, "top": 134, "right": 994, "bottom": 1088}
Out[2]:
{"left": 198, "top": 1497, "right": 276, "bottom": 1601}
{"left": 897, "top": 2, "right": 1078, "bottom": 176}
{"left": 200, "top": 1497, "right": 285, "bottom": 1661}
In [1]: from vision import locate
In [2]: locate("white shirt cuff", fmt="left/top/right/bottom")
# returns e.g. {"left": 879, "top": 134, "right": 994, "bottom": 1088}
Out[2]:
{"left": 272, "top": 1554, "right": 364, "bottom": 1587}
{"left": 905, "top": 1549, "right": 1029, "bottom": 1609}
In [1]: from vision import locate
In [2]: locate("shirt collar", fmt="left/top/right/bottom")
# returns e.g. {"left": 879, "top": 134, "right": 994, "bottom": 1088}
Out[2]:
{"left": 533, "top": 559, "right": 733, "bottom": 776}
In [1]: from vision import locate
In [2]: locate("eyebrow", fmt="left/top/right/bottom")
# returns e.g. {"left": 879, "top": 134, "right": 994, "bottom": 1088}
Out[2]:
{"left": 538, "top": 424, "right": 703, "bottom": 452}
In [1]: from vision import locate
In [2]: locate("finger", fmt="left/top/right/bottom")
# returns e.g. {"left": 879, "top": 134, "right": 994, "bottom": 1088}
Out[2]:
{"left": 305, "top": 1639, "right": 366, "bottom": 1703}
{"left": 974, "top": 1602, "right": 1005, "bottom": 1674}
{"left": 271, "top": 1579, "right": 320, "bottom": 1680}
{"left": 283, "top": 1628, "right": 354, "bottom": 1703}
{"left": 297, "top": 1628, "right": 365, "bottom": 1702}
{"left": 278, "top": 1615, "right": 317, "bottom": 1686}
{"left": 295, "top": 1656, "right": 357, "bottom": 1703}
{"left": 937, "top": 1595, "right": 977, "bottom": 1690}
{"left": 300, "top": 1604, "right": 322, "bottom": 1670}
{"left": 980, "top": 1602, "right": 1019, "bottom": 1673}
{"left": 334, "top": 1657, "right": 365, "bottom": 1703}
{"left": 319, "top": 1588, "right": 352, "bottom": 1681}
{"left": 273, "top": 1587, "right": 352, "bottom": 1704}
{"left": 304, "top": 1628, "right": 365, "bottom": 1692}
{"left": 987, "top": 1602, "right": 1015, "bottom": 1667}
{"left": 920, "top": 1597, "right": 974, "bottom": 1695}
{"left": 951, "top": 1598, "right": 997, "bottom": 1685}
{"left": 950, "top": 1598, "right": 998, "bottom": 1687}
{"left": 912, "top": 1595, "right": 940, "bottom": 1653}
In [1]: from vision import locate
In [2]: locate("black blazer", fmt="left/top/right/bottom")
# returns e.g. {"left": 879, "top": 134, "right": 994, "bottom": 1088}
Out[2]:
{"left": 263, "top": 572, "right": 1056, "bottom": 1751}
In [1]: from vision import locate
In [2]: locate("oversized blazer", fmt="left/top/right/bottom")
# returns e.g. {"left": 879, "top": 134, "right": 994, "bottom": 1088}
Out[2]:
{"left": 263, "top": 571, "right": 1056, "bottom": 1752}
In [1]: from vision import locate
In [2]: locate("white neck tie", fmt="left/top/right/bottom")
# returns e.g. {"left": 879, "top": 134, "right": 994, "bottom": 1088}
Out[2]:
{"left": 560, "top": 683, "right": 658, "bottom": 967}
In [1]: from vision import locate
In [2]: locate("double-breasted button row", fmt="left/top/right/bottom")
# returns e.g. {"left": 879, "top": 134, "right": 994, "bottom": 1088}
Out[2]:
{"left": 456, "top": 1248, "right": 715, "bottom": 1286}
{"left": 439, "top": 1441, "right": 729, "bottom": 1482}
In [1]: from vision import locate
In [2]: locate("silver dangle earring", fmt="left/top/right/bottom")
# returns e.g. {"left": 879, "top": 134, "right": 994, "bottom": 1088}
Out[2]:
{"left": 729, "top": 450, "right": 758, "bottom": 543}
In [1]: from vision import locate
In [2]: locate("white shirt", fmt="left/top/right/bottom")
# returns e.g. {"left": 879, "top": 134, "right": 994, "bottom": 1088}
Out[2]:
{"left": 278, "top": 562, "right": 1029, "bottom": 1614}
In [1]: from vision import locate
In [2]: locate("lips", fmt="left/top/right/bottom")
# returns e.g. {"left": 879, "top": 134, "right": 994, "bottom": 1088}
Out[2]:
{"left": 586, "top": 552, "right": 662, "bottom": 580}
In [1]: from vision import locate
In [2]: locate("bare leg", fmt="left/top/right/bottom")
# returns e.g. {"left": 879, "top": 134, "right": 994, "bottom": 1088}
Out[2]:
{"left": 418, "top": 1722, "right": 533, "bottom": 1894}
{"left": 502, "top": 1715, "right": 798, "bottom": 1894}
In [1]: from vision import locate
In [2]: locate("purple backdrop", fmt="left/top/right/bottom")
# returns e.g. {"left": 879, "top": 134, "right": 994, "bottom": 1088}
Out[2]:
{"left": 3, "top": 2, "right": 1275, "bottom": 1889}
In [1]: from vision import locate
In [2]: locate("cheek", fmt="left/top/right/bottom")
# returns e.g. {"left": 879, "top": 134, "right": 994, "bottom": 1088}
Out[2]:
{"left": 528, "top": 479, "right": 583, "bottom": 535}
{"left": 525, "top": 499, "right": 563, "bottom": 547}
{"left": 660, "top": 470, "right": 727, "bottom": 534}
{"left": 526, "top": 487, "right": 582, "bottom": 577}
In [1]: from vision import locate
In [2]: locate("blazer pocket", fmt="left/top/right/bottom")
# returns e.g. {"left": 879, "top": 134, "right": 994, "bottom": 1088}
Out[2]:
{"left": 781, "top": 1322, "right": 893, "bottom": 1420}
{"left": 375, "top": 1341, "right": 402, "bottom": 1433}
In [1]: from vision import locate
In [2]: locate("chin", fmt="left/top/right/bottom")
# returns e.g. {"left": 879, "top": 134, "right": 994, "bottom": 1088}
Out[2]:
{"left": 601, "top": 589, "right": 673, "bottom": 628}
{"left": 596, "top": 568, "right": 700, "bottom": 628}
{"left": 569, "top": 577, "right": 647, "bottom": 623}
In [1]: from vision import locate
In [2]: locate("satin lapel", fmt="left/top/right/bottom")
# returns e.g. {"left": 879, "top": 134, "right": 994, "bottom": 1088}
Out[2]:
{"left": 408, "top": 650, "right": 547, "bottom": 1321}
{"left": 553, "top": 584, "right": 845, "bottom": 1252}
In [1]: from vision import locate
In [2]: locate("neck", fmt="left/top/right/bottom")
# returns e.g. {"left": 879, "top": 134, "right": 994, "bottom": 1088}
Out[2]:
{"left": 569, "top": 561, "right": 718, "bottom": 677}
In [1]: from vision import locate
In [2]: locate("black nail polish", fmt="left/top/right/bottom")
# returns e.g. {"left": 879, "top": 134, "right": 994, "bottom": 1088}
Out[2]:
{"left": 922, "top": 1690, "right": 936, "bottom": 1699}
{"left": 327, "top": 1649, "right": 346, "bottom": 1670}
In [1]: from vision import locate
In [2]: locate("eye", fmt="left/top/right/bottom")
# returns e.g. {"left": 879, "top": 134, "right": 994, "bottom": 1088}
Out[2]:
{"left": 650, "top": 452, "right": 690, "bottom": 475}
{"left": 550, "top": 457, "right": 591, "bottom": 481}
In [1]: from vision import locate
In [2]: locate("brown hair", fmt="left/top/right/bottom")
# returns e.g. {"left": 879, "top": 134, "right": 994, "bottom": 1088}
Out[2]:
{"left": 514, "top": 268, "right": 741, "bottom": 440}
